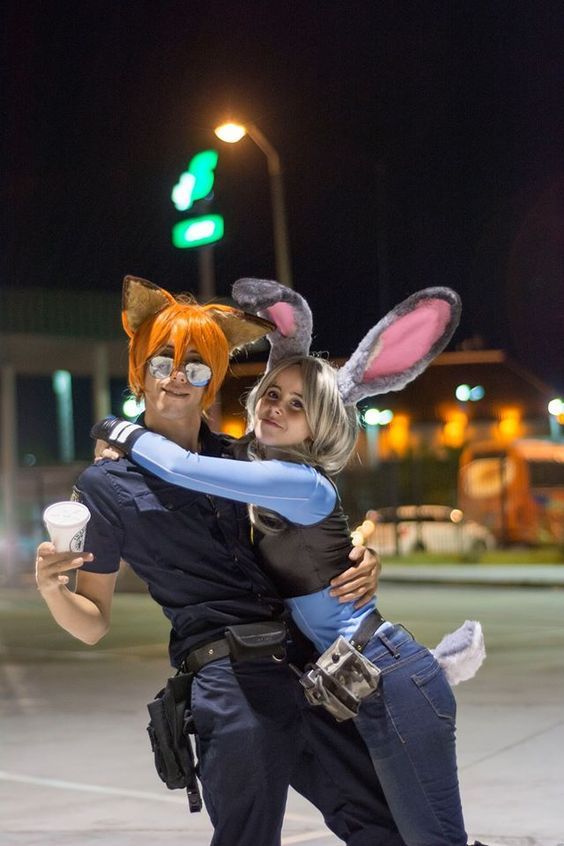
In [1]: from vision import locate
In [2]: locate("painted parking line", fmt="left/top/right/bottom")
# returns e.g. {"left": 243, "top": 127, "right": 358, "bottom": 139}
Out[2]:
{"left": 0, "top": 771, "right": 184, "bottom": 804}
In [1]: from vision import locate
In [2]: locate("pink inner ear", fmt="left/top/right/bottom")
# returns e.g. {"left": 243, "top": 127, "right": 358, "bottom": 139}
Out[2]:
{"left": 264, "top": 302, "right": 296, "bottom": 337}
{"left": 364, "top": 300, "right": 451, "bottom": 380}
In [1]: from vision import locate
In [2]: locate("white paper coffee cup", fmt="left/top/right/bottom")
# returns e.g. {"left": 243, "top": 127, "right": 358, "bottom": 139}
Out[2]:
{"left": 43, "top": 501, "right": 91, "bottom": 553}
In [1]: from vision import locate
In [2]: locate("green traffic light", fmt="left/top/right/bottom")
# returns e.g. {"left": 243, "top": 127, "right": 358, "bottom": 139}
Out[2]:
{"left": 172, "top": 215, "right": 225, "bottom": 249}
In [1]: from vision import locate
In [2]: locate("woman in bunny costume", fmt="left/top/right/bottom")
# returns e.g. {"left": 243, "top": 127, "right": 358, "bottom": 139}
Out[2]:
{"left": 94, "top": 279, "right": 487, "bottom": 846}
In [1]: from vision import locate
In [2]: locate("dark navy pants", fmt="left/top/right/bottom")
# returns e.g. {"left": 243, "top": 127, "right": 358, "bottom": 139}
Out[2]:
{"left": 190, "top": 656, "right": 407, "bottom": 846}
{"left": 355, "top": 625, "right": 468, "bottom": 846}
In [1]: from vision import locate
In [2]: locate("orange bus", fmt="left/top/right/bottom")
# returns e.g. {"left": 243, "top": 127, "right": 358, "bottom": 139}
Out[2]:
{"left": 458, "top": 439, "right": 564, "bottom": 545}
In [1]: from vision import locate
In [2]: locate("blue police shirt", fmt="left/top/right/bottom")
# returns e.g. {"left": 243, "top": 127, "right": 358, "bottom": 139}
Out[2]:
{"left": 77, "top": 422, "right": 285, "bottom": 667}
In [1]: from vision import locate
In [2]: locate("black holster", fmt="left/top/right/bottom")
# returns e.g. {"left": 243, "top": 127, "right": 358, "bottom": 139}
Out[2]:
{"left": 146, "top": 672, "right": 202, "bottom": 812}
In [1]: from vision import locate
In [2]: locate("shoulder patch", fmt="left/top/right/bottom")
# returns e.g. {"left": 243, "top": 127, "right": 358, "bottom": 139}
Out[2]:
{"left": 70, "top": 485, "right": 83, "bottom": 503}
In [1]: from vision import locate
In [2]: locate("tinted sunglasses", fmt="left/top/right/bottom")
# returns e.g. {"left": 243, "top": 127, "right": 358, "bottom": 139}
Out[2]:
{"left": 147, "top": 355, "right": 212, "bottom": 387}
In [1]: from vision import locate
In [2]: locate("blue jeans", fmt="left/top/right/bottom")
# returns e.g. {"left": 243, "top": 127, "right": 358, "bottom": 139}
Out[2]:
{"left": 354, "top": 625, "right": 468, "bottom": 846}
{"left": 190, "top": 656, "right": 407, "bottom": 846}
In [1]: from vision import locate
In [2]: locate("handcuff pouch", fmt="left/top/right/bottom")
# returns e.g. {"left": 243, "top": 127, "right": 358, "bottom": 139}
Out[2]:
{"left": 225, "top": 621, "right": 287, "bottom": 662}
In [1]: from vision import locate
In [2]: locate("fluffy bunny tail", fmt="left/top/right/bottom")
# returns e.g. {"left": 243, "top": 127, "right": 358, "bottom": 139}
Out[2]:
{"left": 431, "top": 620, "right": 486, "bottom": 686}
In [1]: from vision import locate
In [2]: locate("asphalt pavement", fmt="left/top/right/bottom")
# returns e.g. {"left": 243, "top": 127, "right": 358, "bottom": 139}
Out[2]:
{"left": 1, "top": 572, "right": 563, "bottom": 846}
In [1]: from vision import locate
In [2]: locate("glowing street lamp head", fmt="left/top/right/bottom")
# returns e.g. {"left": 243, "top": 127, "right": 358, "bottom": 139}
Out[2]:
{"left": 548, "top": 398, "right": 564, "bottom": 417}
{"left": 362, "top": 407, "right": 394, "bottom": 426}
{"left": 214, "top": 122, "right": 247, "bottom": 143}
{"left": 455, "top": 384, "right": 471, "bottom": 402}
{"left": 123, "top": 396, "right": 145, "bottom": 419}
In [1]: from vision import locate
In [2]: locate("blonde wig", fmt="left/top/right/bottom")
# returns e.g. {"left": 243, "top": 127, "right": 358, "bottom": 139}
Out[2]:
{"left": 243, "top": 356, "right": 359, "bottom": 532}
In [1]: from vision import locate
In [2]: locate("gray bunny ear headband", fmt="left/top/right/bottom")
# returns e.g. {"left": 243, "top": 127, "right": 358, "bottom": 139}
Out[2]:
{"left": 232, "top": 278, "right": 313, "bottom": 370}
{"left": 232, "top": 278, "right": 461, "bottom": 405}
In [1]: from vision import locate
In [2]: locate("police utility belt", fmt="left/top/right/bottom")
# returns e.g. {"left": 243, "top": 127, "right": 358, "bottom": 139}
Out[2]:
{"left": 146, "top": 613, "right": 384, "bottom": 811}
{"left": 146, "top": 621, "right": 287, "bottom": 813}
{"left": 297, "top": 608, "right": 385, "bottom": 723}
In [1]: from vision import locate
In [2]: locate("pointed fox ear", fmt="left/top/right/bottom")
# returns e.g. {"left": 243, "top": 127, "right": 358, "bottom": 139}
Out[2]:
{"left": 122, "top": 274, "right": 274, "bottom": 351}
{"left": 232, "top": 278, "right": 313, "bottom": 370}
{"left": 121, "top": 275, "right": 176, "bottom": 337}
{"left": 337, "top": 288, "right": 461, "bottom": 405}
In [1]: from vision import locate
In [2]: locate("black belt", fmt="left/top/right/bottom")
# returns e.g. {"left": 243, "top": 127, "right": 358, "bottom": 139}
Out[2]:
{"left": 181, "top": 638, "right": 231, "bottom": 674}
{"left": 182, "top": 613, "right": 386, "bottom": 674}
{"left": 349, "top": 608, "right": 387, "bottom": 653}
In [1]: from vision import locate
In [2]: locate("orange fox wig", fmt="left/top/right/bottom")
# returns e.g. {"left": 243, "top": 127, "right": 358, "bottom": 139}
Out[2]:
{"left": 127, "top": 296, "right": 231, "bottom": 411}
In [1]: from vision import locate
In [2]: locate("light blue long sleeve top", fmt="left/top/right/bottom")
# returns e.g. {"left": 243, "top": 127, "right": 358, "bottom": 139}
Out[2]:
{"left": 131, "top": 432, "right": 337, "bottom": 525}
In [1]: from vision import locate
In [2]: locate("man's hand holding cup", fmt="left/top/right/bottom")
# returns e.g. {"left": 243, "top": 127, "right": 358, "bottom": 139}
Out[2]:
{"left": 36, "top": 501, "right": 93, "bottom": 594}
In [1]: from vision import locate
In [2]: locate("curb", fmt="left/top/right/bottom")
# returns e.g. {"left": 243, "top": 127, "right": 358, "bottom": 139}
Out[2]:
{"left": 379, "top": 565, "right": 564, "bottom": 588}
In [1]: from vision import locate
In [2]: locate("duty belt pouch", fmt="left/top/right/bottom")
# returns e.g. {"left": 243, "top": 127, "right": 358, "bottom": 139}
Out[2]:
{"left": 224, "top": 621, "right": 287, "bottom": 662}
{"left": 146, "top": 672, "right": 202, "bottom": 812}
{"left": 299, "top": 636, "right": 381, "bottom": 722}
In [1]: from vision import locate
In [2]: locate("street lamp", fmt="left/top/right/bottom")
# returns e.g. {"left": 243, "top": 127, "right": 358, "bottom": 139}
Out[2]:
{"left": 361, "top": 407, "right": 394, "bottom": 466}
{"left": 214, "top": 121, "right": 293, "bottom": 288}
{"left": 548, "top": 397, "right": 564, "bottom": 441}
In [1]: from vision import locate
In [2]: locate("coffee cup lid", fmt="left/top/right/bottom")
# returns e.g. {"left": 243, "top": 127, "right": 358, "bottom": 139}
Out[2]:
{"left": 43, "top": 501, "right": 91, "bottom": 528}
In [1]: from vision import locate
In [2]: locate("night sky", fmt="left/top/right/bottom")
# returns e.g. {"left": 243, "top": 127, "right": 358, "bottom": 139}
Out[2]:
{"left": 3, "top": 1, "right": 563, "bottom": 390}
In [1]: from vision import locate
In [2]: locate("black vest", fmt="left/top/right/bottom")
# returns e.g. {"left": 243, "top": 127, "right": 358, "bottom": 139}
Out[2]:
{"left": 256, "top": 498, "right": 353, "bottom": 598}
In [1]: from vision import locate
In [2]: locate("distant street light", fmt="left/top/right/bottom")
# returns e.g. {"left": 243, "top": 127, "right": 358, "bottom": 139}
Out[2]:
{"left": 455, "top": 384, "right": 485, "bottom": 402}
{"left": 362, "top": 408, "right": 394, "bottom": 427}
{"left": 548, "top": 398, "right": 564, "bottom": 418}
{"left": 361, "top": 407, "right": 394, "bottom": 466}
{"left": 548, "top": 397, "right": 564, "bottom": 441}
{"left": 214, "top": 120, "right": 293, "bottom": 288}
{"left": 123, "top": 396, "right": 145, "bottom": 419}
